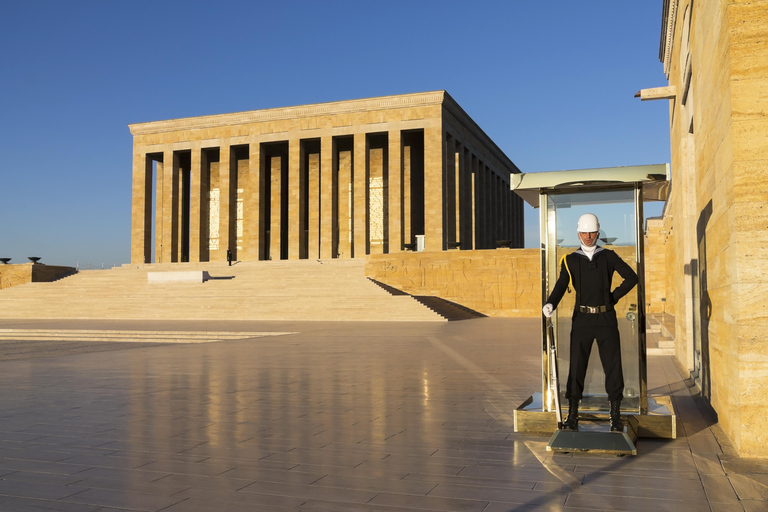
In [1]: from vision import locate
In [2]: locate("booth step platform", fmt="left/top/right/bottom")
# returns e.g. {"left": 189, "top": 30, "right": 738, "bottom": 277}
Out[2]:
{"left": 546, "top": 422, "right": 637, "bottom": 456}
{"left": 515, "top": 393, "right": 676, "bottom": 456}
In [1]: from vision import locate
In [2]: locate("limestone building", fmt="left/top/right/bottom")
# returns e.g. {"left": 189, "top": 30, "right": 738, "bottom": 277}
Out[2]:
{"left": 129, "top": 91, "right": 524, "bottom": 265}
{"left": 640, "top": 0, "right": 768, "bottom": 457}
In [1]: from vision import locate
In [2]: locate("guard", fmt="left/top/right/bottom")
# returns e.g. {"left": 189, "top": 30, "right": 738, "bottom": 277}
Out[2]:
{"left": 542, "top": 213, "right": 638, "bottom": 432}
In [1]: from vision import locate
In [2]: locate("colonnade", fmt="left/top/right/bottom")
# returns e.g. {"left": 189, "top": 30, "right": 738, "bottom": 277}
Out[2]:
{"left": 131, "top": 128, "right": 523, "bottom": 264}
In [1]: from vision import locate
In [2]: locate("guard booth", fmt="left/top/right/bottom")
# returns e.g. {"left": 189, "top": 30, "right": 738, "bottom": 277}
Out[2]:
{"left": 511, "top": 164, "right": 675, "bottom": 455}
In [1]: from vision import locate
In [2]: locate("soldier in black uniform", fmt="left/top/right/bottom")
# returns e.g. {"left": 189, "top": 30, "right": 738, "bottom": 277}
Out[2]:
{"left": 542, "top": 213, "right": 638, "bottom": 432}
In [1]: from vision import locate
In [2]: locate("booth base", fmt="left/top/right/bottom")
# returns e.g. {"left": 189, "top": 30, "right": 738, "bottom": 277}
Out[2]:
{"left": 546, "top": 423, "right": 637, "bottom": 456}
{"left": 514, "top": 393, "right": 677, "bottom": 446}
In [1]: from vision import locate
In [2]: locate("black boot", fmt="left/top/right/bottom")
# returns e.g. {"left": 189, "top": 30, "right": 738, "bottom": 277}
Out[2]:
{"left": 609, "top": 398, "right": 623, "bottom": 432}
{"left": 562, "top": 399, "right": 579, "bottom": 431}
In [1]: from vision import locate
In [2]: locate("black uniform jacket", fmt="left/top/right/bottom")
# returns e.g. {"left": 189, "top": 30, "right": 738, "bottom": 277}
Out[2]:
{"left": 546, "top": 247, "right": 638, "bottom": 326}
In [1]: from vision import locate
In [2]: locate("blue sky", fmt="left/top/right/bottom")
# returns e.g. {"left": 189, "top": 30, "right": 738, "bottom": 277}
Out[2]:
{"left": 0, "top": 1, "right": 670, "bottom": 267}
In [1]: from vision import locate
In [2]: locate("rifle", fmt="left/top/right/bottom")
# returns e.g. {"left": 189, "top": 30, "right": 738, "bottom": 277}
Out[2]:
{"left": 548, "top": 318, "right": 563, "bottom": 429}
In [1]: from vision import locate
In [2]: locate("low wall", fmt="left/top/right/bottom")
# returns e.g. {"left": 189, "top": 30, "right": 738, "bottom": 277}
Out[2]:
{"left": 0, "top": 264, "right": 76, "bottom": 290}
{"left": 366, "top": 249, "right": 541, "bottom": 317}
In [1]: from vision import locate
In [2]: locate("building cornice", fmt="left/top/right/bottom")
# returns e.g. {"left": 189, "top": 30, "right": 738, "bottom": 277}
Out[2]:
{"left": 128, "top": 91, "right": 447, "bottom": 136}
{"left": 659, "top": 0, "right": 678, "bottom": 78}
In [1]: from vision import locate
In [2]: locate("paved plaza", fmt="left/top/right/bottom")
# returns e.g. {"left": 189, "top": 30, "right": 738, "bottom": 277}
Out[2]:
{"left": 0, "top": 318, "right": 764, "bottom": 511}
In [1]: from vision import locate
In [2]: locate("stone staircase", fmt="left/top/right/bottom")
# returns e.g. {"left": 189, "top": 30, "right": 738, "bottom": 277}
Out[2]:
{"left": 647, "top": 312, "right": 675, "bottom": 355}
{"left": 366, "top": 278, "right": 486, "bottom": 321}
{"left": 0, "top": 259, "right": 448, "bottom": 322}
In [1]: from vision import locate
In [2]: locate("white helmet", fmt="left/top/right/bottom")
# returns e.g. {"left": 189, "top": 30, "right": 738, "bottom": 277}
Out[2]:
{"left": 577, "top": 213, "right": 600, "bottom": 233}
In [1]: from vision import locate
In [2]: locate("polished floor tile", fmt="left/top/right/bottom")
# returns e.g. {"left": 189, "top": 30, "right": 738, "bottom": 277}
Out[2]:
{"left": 0, "top": 318, "right": 763, "bottom": 511}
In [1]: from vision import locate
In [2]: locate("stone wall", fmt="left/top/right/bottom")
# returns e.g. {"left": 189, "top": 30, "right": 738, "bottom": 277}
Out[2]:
{"left": 0, "top": 264, "right": 31, "bottom": 290}
{"left": 661, "top": 0, "right": 768, "bottom": 457}
{"left": 366, "top": 248, "right": 541, "bottom": 317}
{"left": 366, "top": 245, "right": 648, "bottom": 318}
{"left": 644, "top": 218, "right": 668, "bottom": 314}
{"left": 0, "top": 264, "right": 76, "bottom": 290}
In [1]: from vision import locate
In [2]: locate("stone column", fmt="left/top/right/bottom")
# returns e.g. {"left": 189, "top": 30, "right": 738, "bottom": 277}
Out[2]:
{"left": 130, "top": 151, "right": 152, "bottom": 264}
{"left": 235, "top": 158, "right": 247, "bottom": 256}
{"left": 402, "top": 143, "right": 412, "bottom": 248}
{"left": 175, "top": 161, "right": 184, "bottom": 261}
{"left": 475, "top": 163, "right": 482, "bottom": 249}
{"left": 488, "top": 167, "right": 496, "bottom": 248}
{"left": 200, "top": 149, "right": 211, "bottom": 262}
{"left": 444, "top": 136, "right": 457, "bottom": 248}
{"left": 368, "top": 144, "right": 384, "bottom": 255}
{"left": 388, "top": 130, "right": 402, "bottom": 253}
{"left": 519, "top": 194, "right": 525, "bottom": 247}
{"left": 423, "top": 126, "right": 444, "bottom": 251}
{"left": 308, "top": 151, "right": 320, "bottom": 259}
{"left": 504, "top": 176, "right": 510, "bottom": 241}
{"left": 498, "top": 174, "right": 506, "bottom": 243}
{"left": 269, "top": 155, "right": 282, "bottom": 260}
{"left": 320, "top": 136, "right": 333, "bottom": 259}
{"left": 489, "top": 170, "right": 497, "bottom": 248}
{"left": 470, "top": 154, "right": 477, "bottom": 250}
{"left": 338, "top": 145, "right": 352, "bottom": 258}
{"left": 245, "top": 142, "right": 264, "bottom": 261}
{"left": 453, "top": 141, "right": 461, "bottom": 247}
{"left": 489, "top": 172, "right": 496, "bottom": 246}
{"left": 189, "top": 144, "right": 203, "bottom": 262}
{"left": 218, "top": 142, "right": 234, "bottom": 262}
{"left": 158, "top": 148, "right": 179, "bottom": 263}
{"left": 508, "top": 185, "right": 515, "bottom": 247}
{"left": 155, "top": 158, "right": 163, "bottom": 263}
{"left": 288, "top": 139, "right": 301, "bottom": 259}
{"left": 353, "top": 133, "right": 367, "bottom": 258}
{"left": 496, "top": 173, "right": 503, "bottom": 245}
{"left": 477, "top": 164, "right": 485, "bottom": 249}
{"left": 460, "top": 147, "right": 473, "bottom": 250}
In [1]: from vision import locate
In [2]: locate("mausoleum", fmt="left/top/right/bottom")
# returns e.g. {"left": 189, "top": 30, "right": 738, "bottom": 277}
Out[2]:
{"left": 129, "top": 91, "right": 524, "bottom": 264}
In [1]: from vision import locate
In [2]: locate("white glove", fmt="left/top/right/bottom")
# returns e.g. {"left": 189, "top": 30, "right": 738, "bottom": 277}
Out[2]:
{"left": 542, "top": 303, "right": 554, "bottom": 318}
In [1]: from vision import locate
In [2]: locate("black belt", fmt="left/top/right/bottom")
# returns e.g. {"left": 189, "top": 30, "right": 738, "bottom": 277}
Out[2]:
{"left": 579, "top": 305, "right": 608, "bottom": 314}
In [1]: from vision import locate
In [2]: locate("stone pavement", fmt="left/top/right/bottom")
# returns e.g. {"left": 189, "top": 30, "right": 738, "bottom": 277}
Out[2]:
{"left": 0, "top": 318, "right": 764, "bottom": 512}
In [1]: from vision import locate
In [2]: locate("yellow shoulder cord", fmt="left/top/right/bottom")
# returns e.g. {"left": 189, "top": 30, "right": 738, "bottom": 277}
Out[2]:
{"left": 560, "top": 255, "right": 573, "bottom": 293}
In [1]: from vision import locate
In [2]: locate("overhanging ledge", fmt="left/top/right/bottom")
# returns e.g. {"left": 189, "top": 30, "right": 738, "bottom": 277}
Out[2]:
{"left": 510, "top": 164, "right": 670, "bottom": 208}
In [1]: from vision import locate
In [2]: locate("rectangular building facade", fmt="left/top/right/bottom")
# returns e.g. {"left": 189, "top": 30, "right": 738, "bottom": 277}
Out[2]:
{"left": 653, "top": 0, "right": 768, "bottom": 457}
{"left": 129, "top": 91, "right": 523, "bottom": 264}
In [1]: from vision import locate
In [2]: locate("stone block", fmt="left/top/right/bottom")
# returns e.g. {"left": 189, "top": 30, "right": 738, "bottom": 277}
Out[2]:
{"left": 731, "top": 79, "right": 768, "bottom": 120}
{"left": 738, "top": 404, "right": 768, "bottom": 457}
{"left": 735, "top": 241, "right": 768, "bottom": 283}
{"left": 733, "top": 160, "right": 768, "bottom": 203}
{"left": 736, "top": 282, "right": 768, "bottom": 328}
{"left": 147, "top": 271, "right": 209, "bottom": 283}
{"left": 729, "top": 2, "right": 768, "bottom": 50}
{"left": 734, "top": 201, "right": 768, "bottom": 241}
{"left": 732, "top": 117, "right": 768, "bottom": 162}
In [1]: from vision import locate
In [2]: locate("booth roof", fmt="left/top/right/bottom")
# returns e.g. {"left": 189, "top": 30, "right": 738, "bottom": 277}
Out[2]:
{"left": 511, "top": 164, "right": 669, "bottom": 208}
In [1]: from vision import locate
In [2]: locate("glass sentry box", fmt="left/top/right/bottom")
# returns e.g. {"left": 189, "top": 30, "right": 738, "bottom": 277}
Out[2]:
{"left": 511, "top": 165, "right": 676, "bottom": 449}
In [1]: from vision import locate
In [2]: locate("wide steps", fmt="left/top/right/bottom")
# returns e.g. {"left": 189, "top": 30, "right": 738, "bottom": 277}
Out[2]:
{"left": 0, "top": 329, "right": 294, "bottom": 343}
{"left": 0, "top": 260, "right": 447, "bottom": 322}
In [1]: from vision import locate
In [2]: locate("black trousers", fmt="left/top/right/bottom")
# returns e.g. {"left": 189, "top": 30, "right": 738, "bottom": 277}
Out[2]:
{"left": 565, "top": 323, "right": 624, "bottom": 401}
